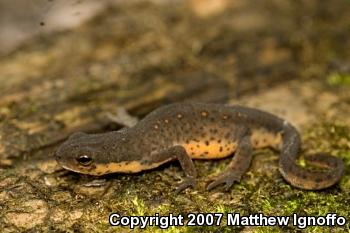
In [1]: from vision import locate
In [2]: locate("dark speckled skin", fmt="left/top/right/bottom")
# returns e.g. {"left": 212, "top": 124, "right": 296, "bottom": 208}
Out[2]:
{"left": 55, "top": 102, "right": 344, "bottom": 192}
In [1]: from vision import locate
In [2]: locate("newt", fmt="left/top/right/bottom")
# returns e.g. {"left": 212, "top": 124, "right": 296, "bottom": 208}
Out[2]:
{"left": 55, "top": 102, "right": 344, "bottom": 193}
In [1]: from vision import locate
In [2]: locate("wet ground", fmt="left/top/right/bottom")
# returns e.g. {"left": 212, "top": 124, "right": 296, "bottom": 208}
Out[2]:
{"left": 0, "top": 1, "right": 349, "bottom": 232}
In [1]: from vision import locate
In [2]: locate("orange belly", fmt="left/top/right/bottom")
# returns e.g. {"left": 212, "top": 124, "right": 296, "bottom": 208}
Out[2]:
{"left": 181, "top": 140, "right": 237, "bottom": 159}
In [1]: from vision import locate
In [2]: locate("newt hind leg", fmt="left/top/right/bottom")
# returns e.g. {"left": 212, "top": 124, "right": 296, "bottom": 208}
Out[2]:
{"left": 207, "top": 135, "right": 253, "bottom": 191}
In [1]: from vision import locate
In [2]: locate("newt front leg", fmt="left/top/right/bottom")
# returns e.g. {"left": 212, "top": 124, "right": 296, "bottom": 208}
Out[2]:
{"left": 150, "top": 145, "right": 197, "bottom": 194}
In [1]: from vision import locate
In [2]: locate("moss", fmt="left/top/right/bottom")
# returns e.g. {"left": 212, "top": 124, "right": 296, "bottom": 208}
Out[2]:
{"left": 131, "top": 197, "right": 146, "bottom": 215}
{"left": 327, "top": 72, "right": 350, "bottom": 86}
{"left": 254, "top": 227, "right": 282, "bottom": 233}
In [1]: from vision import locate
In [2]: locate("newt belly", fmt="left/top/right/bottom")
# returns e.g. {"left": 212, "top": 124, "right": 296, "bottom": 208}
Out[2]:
{"left": 182, "top": 140, "right": 237, "bottom": 159}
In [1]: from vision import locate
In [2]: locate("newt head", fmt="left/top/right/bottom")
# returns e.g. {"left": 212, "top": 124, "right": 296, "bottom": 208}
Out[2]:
{"left": 55, "top": 131, "right": 135, "bottom": 176}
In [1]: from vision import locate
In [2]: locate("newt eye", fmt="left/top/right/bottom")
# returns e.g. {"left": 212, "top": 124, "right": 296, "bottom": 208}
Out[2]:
{"left": 76, "top": 155, "right": 93, "bottom": 166}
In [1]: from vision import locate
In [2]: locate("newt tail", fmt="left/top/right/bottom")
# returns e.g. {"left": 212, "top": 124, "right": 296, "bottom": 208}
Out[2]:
{"left": 278, "top": 122, "right": 344, "bottom": 190}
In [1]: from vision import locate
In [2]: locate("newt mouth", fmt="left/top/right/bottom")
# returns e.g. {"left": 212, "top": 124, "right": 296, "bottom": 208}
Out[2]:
{"left": 59, "top": 163, "right": 82, "bottom": 173}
